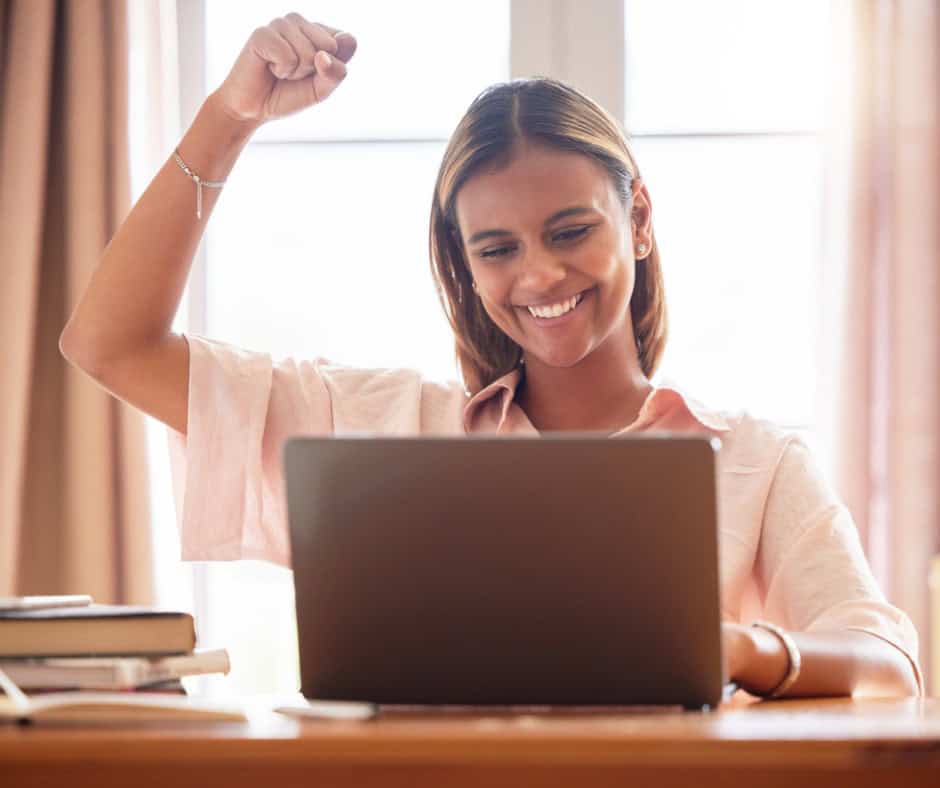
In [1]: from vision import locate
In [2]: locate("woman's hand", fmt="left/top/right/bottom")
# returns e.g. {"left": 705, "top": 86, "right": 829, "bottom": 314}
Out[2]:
{"left": 722, "top": 622, "right": 756, "bottom": 687}
{"left": 215, "top": 12, "right": 358, "bottom": 126}
{"left": 722, "top": 621, "right": 791, "bottom": 698}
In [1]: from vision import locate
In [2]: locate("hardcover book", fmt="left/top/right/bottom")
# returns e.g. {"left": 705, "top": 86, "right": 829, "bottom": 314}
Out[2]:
{"left": 0, "top": 605, "right": 196, "bottom": 658}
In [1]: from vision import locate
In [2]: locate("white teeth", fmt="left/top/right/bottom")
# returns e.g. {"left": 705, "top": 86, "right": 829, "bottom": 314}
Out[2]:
{"left": 527, "top": 293, "right": 581, "bottom": 319}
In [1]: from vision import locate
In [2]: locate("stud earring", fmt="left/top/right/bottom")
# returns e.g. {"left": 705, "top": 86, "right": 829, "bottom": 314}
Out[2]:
{"left": 471, "top": 281, "right": 479, "bottom": 294}
{"left": 636, "top": 243, "right": 648, "bottom": 257}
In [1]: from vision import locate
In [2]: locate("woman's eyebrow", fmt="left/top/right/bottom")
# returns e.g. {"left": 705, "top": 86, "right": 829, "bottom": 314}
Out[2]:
{"left": 467, "top": 228, "right": 513, "bottom": 245}
{"left": 466, "top": 206, "right": 596, "bottom": 245}
{"left": 544, "top": 206, "right": 596, "bottom": 226}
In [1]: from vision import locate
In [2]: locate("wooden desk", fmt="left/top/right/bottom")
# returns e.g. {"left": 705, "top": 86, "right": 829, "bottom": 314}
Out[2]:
{"left": 2, "top": 697, "right": 939, "bottom": 787}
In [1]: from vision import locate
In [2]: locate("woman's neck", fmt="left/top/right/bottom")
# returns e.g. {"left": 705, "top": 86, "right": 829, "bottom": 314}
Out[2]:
{"left": 515, "top": 334, "right": 653, "bottom": 433}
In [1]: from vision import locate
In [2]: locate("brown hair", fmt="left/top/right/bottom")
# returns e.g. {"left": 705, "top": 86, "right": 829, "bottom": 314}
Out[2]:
{"left": 429, "top": 77, "right": 668, "bottom": 394}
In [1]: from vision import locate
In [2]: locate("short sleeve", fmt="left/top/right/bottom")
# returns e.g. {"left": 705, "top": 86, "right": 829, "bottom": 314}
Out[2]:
{"left": 167, "top": 335, "right": 335, "bottom": 569}
{"left": 757, "top": 437, "right": 924, "bottom": 694}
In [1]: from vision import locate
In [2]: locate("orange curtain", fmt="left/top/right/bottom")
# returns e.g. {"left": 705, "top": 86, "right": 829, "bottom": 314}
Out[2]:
{"left": 0, "top": 0, "right": 152, "bottom": 603}
{"left": 820, "top": 0, "right": 940, "bottom": 684}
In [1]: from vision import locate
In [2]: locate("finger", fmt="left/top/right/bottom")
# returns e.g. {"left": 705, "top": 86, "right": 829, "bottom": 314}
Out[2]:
{"left": 270, "top": 17, "right": 316, "bottom": 79}
{"left": 250, "top": 26, "right": 298, "bottom": 80}
{"left": 333, "top": 31, "right": 358, "bottom": 64}
{"left": 291, "top": 16, "right": 357, "bottom": 64}
{"left": 310, "top": 20, "right": 341, "bottom": 36}
{"left": 287, "top": 13, "right": 339, "bottom": 56}
{"left": 311, "top": 49, "right": 348, "bottom": 103}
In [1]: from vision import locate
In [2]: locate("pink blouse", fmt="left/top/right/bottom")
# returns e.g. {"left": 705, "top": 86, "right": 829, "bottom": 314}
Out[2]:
{"left": 168, "top": 334, "right": 923, "bottom": 692}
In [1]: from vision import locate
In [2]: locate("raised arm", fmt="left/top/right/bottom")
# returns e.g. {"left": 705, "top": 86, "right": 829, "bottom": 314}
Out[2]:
{"left": 59, "top": 14, "right": 357, "bottom": 434}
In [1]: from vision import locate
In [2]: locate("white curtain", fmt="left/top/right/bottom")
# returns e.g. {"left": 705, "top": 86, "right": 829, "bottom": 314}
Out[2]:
{"left": 127, "top": 0, "right": 196, "bottom": 609}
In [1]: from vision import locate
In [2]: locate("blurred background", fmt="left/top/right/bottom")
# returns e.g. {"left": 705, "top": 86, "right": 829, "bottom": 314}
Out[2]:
{"left": 1, "top": 0, "right": 938, "bottom": 694}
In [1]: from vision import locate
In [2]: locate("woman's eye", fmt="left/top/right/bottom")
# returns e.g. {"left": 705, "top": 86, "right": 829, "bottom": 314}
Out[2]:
{"left": 479, "top": 245, "right": 515, "bottom": 259}
{"left": 553, "top": 226, "right": 590, "bottom": 243}
{"left": 477, "top": 227, "right": 590, "bottom": 258}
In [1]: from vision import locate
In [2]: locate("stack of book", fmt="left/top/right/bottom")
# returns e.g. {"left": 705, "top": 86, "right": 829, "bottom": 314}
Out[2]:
{"left": 0, "top": 595, "right": 229, "bottom": 695}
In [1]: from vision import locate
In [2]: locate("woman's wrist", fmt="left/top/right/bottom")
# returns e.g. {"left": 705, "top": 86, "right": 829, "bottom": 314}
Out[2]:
{"left": 734, "top": 625, "right": 792, "bottom": 697}
{"left": 175, "top": 92, "right": 261, "bottom": 184}
{"left": 205, "top": 90, "right": 265, "bottom": 139}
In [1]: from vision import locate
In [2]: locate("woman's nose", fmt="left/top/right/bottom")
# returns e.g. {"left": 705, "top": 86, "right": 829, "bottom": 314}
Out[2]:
{"left": 515, "top": 250, "right": 567, "bottom": 292}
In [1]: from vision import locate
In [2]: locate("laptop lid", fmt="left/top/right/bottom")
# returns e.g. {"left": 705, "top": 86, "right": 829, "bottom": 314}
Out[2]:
{"left": 284, "top": 434, "right": 724, "bottom": 709}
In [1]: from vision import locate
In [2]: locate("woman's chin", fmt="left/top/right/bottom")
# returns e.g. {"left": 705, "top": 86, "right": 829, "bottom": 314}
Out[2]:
{"left": 521, "top": 343, "right": 594, "bottom": 371}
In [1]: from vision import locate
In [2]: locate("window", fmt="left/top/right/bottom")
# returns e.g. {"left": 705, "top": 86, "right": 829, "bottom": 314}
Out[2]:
{"left": 137, "top": 0, "right": 832, "bottom": 694}
{"left": 624, "top": 0, "right": 830, "bottom": 435}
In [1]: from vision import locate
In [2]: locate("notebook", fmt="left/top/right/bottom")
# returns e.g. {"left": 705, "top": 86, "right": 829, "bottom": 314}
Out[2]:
{"left": 0, "top": 690, "right": 247, "bottom": 723}
{"left": 284, "top": 434, "right": 725, "bottom": 709}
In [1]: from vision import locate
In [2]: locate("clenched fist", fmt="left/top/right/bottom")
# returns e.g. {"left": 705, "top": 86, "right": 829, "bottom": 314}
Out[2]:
{"left": 215, "top": 12, "right": 357, "bottom": 125}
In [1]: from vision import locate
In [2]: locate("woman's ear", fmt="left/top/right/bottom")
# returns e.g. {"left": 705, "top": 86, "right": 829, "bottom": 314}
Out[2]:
{"left": 630, "top": 179, "right": 653, "bottom": 247}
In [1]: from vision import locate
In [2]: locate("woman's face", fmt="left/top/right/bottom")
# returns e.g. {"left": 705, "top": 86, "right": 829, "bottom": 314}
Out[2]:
{"left": 454, "top": 143, "right": 652, "bottom": 370}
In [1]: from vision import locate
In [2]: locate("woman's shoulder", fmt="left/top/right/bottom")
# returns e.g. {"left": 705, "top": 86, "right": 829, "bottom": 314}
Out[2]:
{"left": 305, "top": 360, "right": 468, "bottom": 434}
{"left": 290, "top": 356, "right": 466, "bottom": 401}
{"left": 669, "top": 385, "right": 809, "bottom": 475}
{"left": 186, "top": 334, "right": 469, "bottom": 432}
{"left": 187, "top": 334, "right": 464, "bottom": 391}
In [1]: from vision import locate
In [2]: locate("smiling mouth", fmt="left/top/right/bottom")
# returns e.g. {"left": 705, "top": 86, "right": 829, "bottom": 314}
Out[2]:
{"left": 523, "top": 290, "right": 587, "bottom": 320}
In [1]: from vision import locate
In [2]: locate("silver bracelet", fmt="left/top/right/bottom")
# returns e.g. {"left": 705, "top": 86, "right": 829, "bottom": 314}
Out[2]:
{"left": 751, "top": 620, "right": 801, "bottom": 698}
{"left": 173, "top": 149, "right": 226, "bottom": 221}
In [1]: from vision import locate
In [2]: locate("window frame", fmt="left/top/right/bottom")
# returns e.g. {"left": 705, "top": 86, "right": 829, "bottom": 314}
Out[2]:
{"left": 167, "top": 0, "right": 825, "bottom": 692}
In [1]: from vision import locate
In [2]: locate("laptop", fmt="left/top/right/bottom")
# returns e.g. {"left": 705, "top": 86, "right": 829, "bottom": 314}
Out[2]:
{"left": 284, "top": 434, "right": 725, "bottom": 710}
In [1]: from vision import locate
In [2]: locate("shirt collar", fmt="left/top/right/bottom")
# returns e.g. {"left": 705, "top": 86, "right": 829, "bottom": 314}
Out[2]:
{"left": 462, "top": 368, "right": 523, "bottom": 433}
{"left": 462, "top": 369, "right": 730, "bottom": 434}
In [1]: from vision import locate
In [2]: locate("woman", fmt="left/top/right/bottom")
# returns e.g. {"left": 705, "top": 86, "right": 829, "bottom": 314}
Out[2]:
{"left": 60, "top": 13, "right": 922, "bottom": 700}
